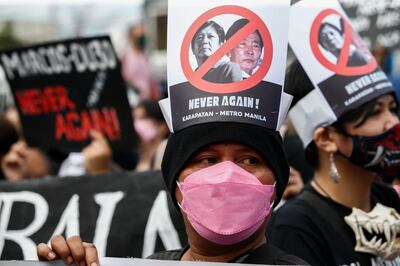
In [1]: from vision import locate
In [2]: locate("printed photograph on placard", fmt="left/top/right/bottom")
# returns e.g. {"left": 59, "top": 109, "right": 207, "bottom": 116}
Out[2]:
{"left": 167, "top": 0, "right": 290, "bottom": 132}
{"left": 289, "top": 0, "right": 395, "bottom": 117}
{"left": 317, "top": 14, "right": 372, "bottom": 67}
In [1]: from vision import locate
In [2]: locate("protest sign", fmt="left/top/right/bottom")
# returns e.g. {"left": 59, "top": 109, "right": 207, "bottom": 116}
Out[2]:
{"left": 163, "top": 0, "right": 292, "bottom": 132}
{"left": 288, "top": 0, "right": 395, "bottom": 146}
{"left": 340, "top": 0, "right": 400, "bottom": 49}
{"left": 0, "top": 171, "right": 187, "bottom": 260}
{"left": 0, "top": 36, "right": 136, "bottom": 153}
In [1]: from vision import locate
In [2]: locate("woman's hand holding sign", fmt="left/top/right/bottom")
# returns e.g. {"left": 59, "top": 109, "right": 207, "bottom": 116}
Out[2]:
{"left": 82, "top": 130, "right": 112, "bottom": 175}
{"left": 37, "top": 235, "right": 99, "bottom": 266}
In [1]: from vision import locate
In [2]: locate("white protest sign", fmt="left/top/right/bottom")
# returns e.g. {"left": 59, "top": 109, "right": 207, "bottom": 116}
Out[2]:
{"left": 163, "top": 0, "right": 291, "bottom": 132}
{"left": 288, "top": 0, "right": 395, "bottom": 146}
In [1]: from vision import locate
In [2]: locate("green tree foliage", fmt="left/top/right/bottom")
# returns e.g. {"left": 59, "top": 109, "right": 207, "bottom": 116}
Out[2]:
{"left": 0, "top": 21, "right": 24, "bottom": 50}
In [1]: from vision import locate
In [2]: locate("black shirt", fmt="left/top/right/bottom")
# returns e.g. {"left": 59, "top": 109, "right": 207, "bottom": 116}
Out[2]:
{"left": 267, "top": 181, "right": 400, "bottom": 266}
{"left": 148, "top": 243, "right": 308, "bottom": 265}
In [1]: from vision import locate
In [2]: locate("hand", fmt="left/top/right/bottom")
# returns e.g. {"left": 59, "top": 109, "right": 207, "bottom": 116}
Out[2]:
{"left": 282, "top": 167, "right": 304, "bottom": 200}
{"left": 82, "top": 131, "right": 112, "bottom": 175}
{"left": 1, "top": 140, "right": 30, "bottom": 181}
{"left": 37, "top": 235, "right": 99, "bottom": 266}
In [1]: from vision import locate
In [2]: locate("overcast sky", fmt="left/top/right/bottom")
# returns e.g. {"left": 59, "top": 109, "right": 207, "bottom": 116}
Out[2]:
{"left": 0, "top": 0, "right": 144, "bottom": 53}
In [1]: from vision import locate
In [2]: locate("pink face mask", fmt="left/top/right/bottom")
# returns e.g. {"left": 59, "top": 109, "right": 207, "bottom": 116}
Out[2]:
{"left": 134, "top": 119, "right": 158, "bottom": 141}
{"left": 177, "top": 161, "right": 275, "bottom": 245}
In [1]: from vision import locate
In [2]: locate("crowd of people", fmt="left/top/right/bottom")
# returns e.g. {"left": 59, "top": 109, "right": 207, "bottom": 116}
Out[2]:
{"left": 0, "top": 11, "right": 399, "bottom": 266}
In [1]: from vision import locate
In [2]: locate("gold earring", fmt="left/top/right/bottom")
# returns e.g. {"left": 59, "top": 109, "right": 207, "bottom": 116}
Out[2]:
{"left": 329, "top": 153, "right": 341, "bottom": 183}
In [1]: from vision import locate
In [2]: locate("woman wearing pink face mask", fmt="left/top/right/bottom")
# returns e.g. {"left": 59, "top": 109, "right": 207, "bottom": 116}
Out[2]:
{"left": 133, "top": 100, "right": 169, "bottom": 171}
{"left": 149, "top": 122, "right": 307, "bottom": 264}
{"left": 37, "top": 122, "right": 308, "bottom": 265}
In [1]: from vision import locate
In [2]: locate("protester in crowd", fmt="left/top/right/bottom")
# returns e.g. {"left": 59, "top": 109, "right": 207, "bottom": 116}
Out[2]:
{"left": 281, "top": 167, "right": 304, "bottom": 201}
{"left": 0, "top": 114, "right": 19, "bottom": 180}
{"left": 133, "top": 100, "right": 169, "bottom": 172}
{"left": 267, "top": 60, "right": 400, "bottom": 265}
{"left": 369, "top": 44, "right": 400, "bottom": 193}
{"left": 282, "top": 119, "right": 314, "bottom": 185}
{"left": 191, "top": 20, "right": 242, "bottom": 83}
{"left": 1, "top": 139, "right": 53, "bottom": 181}
{"left": 372, "top": 43, "right": 390, "bottom": 73}
{"left": 37, "top": 121, "right": 308, "bottom": 265}
{"left": 4, "top": 106, "right": 22, "bottom": 136}
{"left": 372, "top": 42, "right": 400, "bottom": 103}
{"left": 227, "top": 18, "right": 263, "bottom": 78}
{"left": 1, "top": 131, "right": 115, "bottom": 181}
{"left": 1, "top": 107, "right": 55, "bottom": 181}
{"left": 121, "top": 24, "right": 159, "bottom": 101}
{"left": 0, "top": 105, "right": 118, "bottom": 179}
{"left": 57, "top": 130, "right": 114, "bottom": 177}
{"left": 318, "top": 20, "right": 371, "bottom": 67}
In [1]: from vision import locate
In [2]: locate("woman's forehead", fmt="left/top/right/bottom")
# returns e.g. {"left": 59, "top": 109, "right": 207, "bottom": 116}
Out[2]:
{"left": 196, "top": 142, "right": 257, "bottom": 153}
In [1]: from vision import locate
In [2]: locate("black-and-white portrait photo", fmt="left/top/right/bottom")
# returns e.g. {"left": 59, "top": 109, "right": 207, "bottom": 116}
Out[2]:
{"left": 318, "top": 18, "right": 372, "bottom": 67}
{"left": 190, "top": 20, "right": 242, "bottom": 83}
{"left": 226, "top": 18, "right": 264, "bottom": 79}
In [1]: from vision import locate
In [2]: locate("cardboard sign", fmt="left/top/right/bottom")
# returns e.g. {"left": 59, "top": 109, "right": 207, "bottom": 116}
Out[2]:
{"left": 0, "top": 36, "right": 136, "bottom": 153}
{"left": 163, "top": 0, "right": 292, "bottom": 133}
{"left": 288, "top": 0, "right": 395, "bottom": 146}
{"left": 0, "top": 171, "right": 187, "bottom": 260}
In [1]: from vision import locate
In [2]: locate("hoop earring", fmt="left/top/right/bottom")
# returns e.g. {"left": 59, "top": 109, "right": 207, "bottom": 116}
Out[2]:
{"left": 329, "top": 153, "right": 341, "bottom": 183}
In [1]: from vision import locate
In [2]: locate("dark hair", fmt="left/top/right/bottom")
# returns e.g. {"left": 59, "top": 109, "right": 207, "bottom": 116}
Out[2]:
{"left": 0, "top": 115, "right": 18, "bottom": 154}
{"left": 191, "top": 21, "right": 225, "bottom": 53}
{"left": 318, "top": 21, "right": 343, "bottom": 51}
{"left": 226, "top": 18, "right": 264, "bottom": 48}
{"left": 285, "top": 60, "right": 380, "bottom": 168}
{"left": 135, "top": 100, "right": 164, "bottom": 123}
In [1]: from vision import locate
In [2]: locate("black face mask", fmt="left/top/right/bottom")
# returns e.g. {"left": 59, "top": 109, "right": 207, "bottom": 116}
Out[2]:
{"left": 348, "top": 123, "right": 400, "bottom": 183}
{"left": 137, "top": 35, "right": 146, "bottom": 50}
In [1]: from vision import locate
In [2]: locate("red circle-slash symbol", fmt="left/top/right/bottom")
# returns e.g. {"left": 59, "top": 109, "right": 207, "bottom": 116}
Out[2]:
{"left": 310, "top": 9, "right": 377, "bottom": 76}
{"left": 180, "top": 5, "right": 273, "bottom": 94}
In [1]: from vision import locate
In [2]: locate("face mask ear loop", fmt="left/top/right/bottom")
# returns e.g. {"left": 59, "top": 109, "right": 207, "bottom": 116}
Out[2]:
{"left": 270, "top": 200, "right": 275, "bottom": 209}
{"left": 268, "top": 181, "right": 277, "bottom": 209}
{"left": 177, "top": 202, "right": 183, "bottom": 209}
{"left": 176, "top": 181, "right": 183, "bottom": 209}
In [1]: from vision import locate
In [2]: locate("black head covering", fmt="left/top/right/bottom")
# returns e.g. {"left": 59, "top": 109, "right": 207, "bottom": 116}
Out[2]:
{"left": 161, "top": 122, "right": 289, "bottom": 209}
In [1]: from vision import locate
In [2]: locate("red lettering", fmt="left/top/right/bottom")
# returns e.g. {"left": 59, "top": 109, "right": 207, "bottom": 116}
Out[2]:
{"left": 91, "top": 109, "right": 115, "bottom": 140}
{"left": 54, "top": 108, "right": 121, "bottom": 142}
{"left": 109, "top": 109, "right": 121, "bottom": 140}
{"left": 44, "top": 86, "right": 76, "bottom": 112}
{"left": 55, "top": 113, "right": 70, "bottom": 140}
{"left": 66, "top": 112, "right": 82, "bottom": 141}
{"left": 16, "top": 89, "right": 43, "bottom": 115}
{"left": 16, "top": 86, "right": 76, "bottom": 116}
{"left": 79, "top": 111, "right": 92, "bottom": 140}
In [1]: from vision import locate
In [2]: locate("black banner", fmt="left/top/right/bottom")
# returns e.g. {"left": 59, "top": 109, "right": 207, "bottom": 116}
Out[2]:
{"left": 0, "top": 171, "right": 187, "bottom": 260}
{"left": 340, "top": 0, "right": 400, "bottom": 49}
{"left": 318, "top": 67, "right": 394, "bottom": 116}
{"left": 0, "top": 36, "right": 136, "bottom": 153}
{"left": 170, "top": 81, "right": 282, "bottom": 131}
